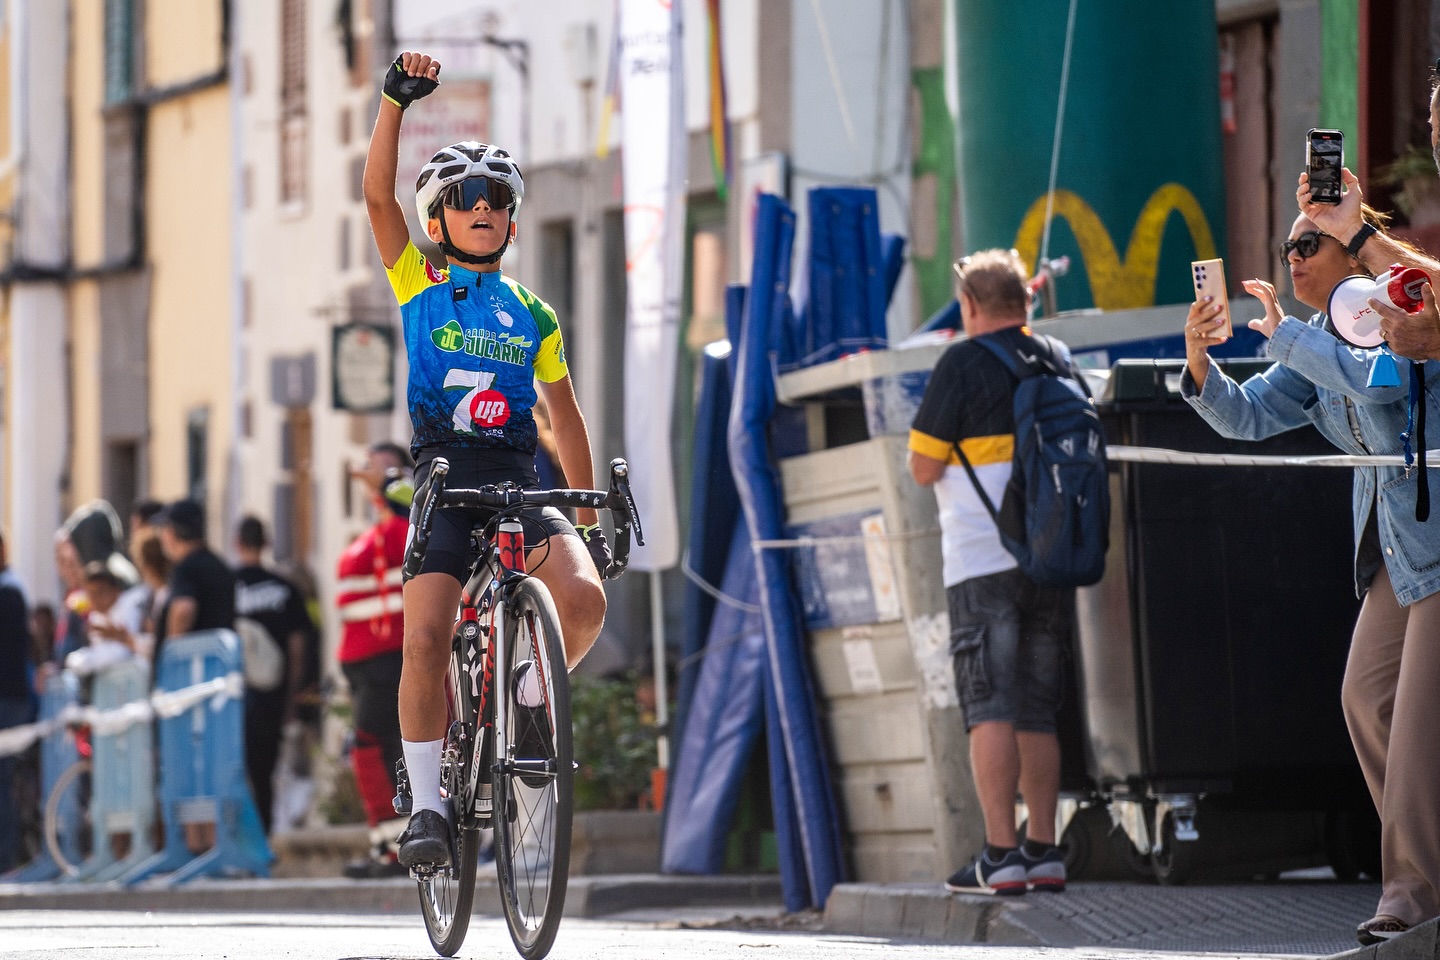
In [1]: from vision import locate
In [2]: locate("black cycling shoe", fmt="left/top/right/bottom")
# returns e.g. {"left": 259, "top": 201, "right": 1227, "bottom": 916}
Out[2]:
{"left": 512, "top": 660, "right": 553, "bottom": 789}
{"left": 396, "top": 809, "right": 452, "bottom": 869}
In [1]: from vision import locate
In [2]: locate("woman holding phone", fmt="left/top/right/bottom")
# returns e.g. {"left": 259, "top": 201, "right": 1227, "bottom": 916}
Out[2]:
{"left": 1183, "top": 209, "right": 1440, "bottom": 945}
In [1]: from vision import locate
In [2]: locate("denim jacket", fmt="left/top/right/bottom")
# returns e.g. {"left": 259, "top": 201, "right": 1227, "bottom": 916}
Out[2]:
{"left": 1181, "top": 313, "right": 1440, "bottom": 606}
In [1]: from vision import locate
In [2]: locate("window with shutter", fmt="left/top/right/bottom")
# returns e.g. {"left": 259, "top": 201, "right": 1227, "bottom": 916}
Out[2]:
{"left": 280, "top": 0, "right": 308, "bottom": 205}
{"left": 104, "top": 0, "right": 135, "bottom": 103}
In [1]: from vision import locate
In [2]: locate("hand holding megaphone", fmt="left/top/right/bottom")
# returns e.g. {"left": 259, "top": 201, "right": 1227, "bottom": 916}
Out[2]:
{"left": 1328, "top": 264, "right": 1430, "bottom": 349}
{"left": 1368, "top": 277, "right": 1440, "bottom": 363}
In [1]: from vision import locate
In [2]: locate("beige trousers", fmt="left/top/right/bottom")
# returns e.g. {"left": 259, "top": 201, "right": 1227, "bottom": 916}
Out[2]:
{"left": 1344, "top": 566, "right": 1440, "bottom": 926}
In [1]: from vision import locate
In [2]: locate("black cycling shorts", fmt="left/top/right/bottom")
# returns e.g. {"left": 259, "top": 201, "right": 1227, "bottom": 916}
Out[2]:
{"left": 411, "top": 447, "right": 578, "bottom": 584}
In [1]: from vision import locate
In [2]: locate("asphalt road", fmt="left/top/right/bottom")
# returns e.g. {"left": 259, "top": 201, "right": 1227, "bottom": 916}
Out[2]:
{"left": 0, "top": 909, "right": 1316, "bottom": 960}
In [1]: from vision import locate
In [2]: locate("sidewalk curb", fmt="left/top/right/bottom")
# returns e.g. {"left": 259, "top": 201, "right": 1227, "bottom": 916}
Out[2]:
{"left": 0, "top": 873, "right": 782, "bottom": 918}
{"left": 1325, "top": 917, "right": 1440, "bottom": 960}
{"left": 821, "top": 883, "right": 1044, "bottom": 944}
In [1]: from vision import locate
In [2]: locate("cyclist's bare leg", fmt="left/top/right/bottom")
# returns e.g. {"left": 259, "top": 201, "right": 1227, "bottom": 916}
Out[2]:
{"left": 530, "top": 535, "right": 606, "bottom": 669}
{"left": 397, "top": 571, "right": 464, "bottom": 860}
{"left": 399, "top": 572, "right": 464, "bottom": 742}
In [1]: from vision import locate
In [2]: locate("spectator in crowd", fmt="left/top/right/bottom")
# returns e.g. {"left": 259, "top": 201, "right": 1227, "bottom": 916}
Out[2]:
{"left": 129, "top": 498, "right": 165, "bottom": 542}
{"left": 234, "top": 515, "right": 317, "bottom": 835}
{"left": 131, "top": 528, "right": 171, "bottom": 640}
{"left": 1305, "top": 78, "right": 1440, "bottom": 360}
{"left": 907, "top": 250, "right": 1083, "bottom": 896}
{"left": 0, "top": 527, "right": 34, "bottom": 873}
{"left": 337, "top": 444, "right": 413, "bottom": 878}
{"left": 154, "top": 499, "right": 235, "bottom": 854}
{"left": 28, "top": 603, "right": 56, "bottom": 672}
{"left": 1183, "top": 207, "right": 1440, "bottom": 945}
{"left": 153, "top": 499, "right": 236, "bottom": 663}
{"left": 51, "top": 532, "right": 89, "bottom": 667}
{"left": 80, "top": 560, "right": 149, "bottom": 661}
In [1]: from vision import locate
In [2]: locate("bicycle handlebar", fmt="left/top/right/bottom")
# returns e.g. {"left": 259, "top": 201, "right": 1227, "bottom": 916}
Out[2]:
{"left": 402, "top": 457, "right": 644, "bottom": 582}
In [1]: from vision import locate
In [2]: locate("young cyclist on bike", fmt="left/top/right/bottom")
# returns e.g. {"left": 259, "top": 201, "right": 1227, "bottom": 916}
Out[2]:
{"left": 363, "top": 51, "right": 610, "bottom": 870}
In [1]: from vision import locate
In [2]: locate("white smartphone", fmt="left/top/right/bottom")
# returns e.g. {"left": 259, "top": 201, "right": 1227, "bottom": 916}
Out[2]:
{"left": 1191, "top": 259, "right": 1232, "bottom": 339}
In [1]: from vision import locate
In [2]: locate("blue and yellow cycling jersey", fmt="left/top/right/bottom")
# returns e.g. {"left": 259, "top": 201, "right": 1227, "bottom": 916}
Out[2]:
{"left": 386, "top": 241, "right": 568, "bottom": 460}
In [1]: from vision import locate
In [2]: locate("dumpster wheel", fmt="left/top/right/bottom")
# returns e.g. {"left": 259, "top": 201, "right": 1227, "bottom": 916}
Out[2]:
{"left": 1150, "top": 810, "right": 1198, "bottom": 885}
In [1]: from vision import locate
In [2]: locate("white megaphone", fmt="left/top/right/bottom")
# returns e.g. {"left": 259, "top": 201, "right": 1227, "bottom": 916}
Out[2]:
{"left": 1328, "top": 264, "right": 1429, "bottom": 388}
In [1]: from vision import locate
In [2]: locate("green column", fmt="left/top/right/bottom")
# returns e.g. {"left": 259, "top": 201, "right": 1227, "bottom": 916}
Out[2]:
{"left": 956, "top": 0, "right": 1228, "bottom": 311}
{"left": 1319, "top": 0, "right": 1359, "bottom": 142}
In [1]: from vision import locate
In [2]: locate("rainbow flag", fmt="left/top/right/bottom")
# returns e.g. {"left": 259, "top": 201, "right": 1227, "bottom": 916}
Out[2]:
{"left": 597, "top": 0, "right": 622, "bottom": 159}
{"left": 706, "top": 0, "right": 730, "bottom": 200}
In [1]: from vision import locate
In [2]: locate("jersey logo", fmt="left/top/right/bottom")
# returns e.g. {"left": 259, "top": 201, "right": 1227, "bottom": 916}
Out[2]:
{"left": 424, "top": 260, "right": 446, "bottom": 285}
{"left": 432, "top": 320, "right": 465, "bottom": 352}
{"left": 470, "top": 389, "right": 512, "bottom": 428}
{"left": 495, "top": 309, "right": 515, "bottom": 328}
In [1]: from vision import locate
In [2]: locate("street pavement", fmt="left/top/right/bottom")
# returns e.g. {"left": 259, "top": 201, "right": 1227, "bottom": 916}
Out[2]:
{"left": 0, "top": 908, "right": 1372, "bottom": 960}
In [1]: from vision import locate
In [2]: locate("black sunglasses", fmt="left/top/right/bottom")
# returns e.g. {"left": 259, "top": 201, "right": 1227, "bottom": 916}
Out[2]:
{"left": 1280, "top": 230, "right": 1329, "bottom": 260}
{"left": 441, "top": 177, "right": 515, "bottom": 213}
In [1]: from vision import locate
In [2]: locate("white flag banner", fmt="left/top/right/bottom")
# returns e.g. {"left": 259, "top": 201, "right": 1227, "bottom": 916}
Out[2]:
{"left": 620, "top": 0, "right": 686, "bottom": 570}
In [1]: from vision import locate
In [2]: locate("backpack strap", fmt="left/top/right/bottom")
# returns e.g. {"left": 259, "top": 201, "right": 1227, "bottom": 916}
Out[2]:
{"left": 952, "top": 440, "right": 1002, "bottom": 525}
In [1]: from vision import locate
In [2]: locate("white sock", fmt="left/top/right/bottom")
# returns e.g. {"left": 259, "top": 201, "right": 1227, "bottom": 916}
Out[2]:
{"left": 402, "top": 738, "right": 445, "bottom": 817}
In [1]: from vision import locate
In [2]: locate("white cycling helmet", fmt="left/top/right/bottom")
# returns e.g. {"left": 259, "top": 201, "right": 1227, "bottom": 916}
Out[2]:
{"left": 414, "top": 142, "right": 525, "bottom": 266}
{"left": 414, "top": 141, "right": 525, "bottom": 224}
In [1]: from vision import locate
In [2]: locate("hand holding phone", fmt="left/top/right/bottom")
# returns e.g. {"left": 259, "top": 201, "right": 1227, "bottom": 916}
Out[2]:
{"left": 1306, "top": 128, "right": 1344, "bottom": 205}
{"left": 1191, "top": 259, "right": 1232, "bottom": 338}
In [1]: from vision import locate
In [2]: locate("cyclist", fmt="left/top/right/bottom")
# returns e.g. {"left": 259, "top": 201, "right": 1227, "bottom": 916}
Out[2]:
{"left": 363, "top": 51, "right": 610, "bottom": 870}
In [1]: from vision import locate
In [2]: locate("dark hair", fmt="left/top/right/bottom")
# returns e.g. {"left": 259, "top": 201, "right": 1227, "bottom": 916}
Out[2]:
{"left": 237, "top": 515, "right": 267, "bottom": 550}
{"left": 160, "top": 499, "right": 205, "bottom": 543}
{"left": 131, "top": 498, "right": 164, "bottom": 525}
{"left": 133, "top": 529, "right": 171, "bottom": 582}
{"left": 369, "top": 440, "right": 414, "bottom": 470}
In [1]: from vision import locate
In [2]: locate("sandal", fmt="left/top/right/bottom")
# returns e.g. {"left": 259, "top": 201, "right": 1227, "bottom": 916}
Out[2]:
{"left": 1357, "top": 915, "right": 1410, "bottom": 945}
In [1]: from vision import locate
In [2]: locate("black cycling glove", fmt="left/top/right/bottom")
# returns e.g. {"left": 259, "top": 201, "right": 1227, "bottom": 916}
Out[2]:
{"left": 576, "top": 524, "right": 612, "bottom": 578}
{"left": 382, "top": 56, "right": 439, "bottom": 110}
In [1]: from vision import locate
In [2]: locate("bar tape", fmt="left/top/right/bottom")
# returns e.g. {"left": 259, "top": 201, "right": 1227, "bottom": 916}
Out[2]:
{"left": 0, "top": 671, "right": 246, "bottom": 758}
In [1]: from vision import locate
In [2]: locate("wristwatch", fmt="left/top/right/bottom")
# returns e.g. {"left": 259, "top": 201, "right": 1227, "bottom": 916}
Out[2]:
{"left": 1345, "top": 222, "right": 1377, "bottom": 257}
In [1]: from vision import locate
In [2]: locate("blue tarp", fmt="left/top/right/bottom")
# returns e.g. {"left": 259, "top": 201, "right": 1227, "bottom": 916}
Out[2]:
{"left": 660, "top": 520, "right": 767, "bottom": 874}
{"left": 673, "top": 335, "right": 744, "bottom": 752}
{"left": 729, "top": 193, "right": 847, "bottom": 909}
{"left": 780, "top": 188, "right": 894, "bottom": 370}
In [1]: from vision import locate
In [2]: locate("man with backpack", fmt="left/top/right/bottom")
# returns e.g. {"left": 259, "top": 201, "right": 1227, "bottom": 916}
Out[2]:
{"left": 234, "top": 516, "right": 317, "bottom": 835}
{"left": 907, "top": 249, "right": 1108, "bottom": 897}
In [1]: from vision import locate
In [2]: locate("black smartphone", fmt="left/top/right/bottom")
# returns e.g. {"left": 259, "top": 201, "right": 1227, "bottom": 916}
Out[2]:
{"left": 1307, "top": 128, "right": 1344, "bottom": 204}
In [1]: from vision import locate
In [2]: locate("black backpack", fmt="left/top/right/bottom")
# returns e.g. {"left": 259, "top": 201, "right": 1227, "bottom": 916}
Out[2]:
{"left": 953, "top": 335, "right": 1110, "bottom": 586}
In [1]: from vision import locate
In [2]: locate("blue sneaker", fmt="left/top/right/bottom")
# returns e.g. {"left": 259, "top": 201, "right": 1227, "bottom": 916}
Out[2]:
{"left": 1021, "top": 842, "right": 1067, "bottom": 892}
{"left": 944, "top": 847, "right": 1027, "bottom": 896}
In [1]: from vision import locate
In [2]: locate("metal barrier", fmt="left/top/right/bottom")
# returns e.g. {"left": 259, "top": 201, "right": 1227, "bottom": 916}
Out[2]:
{"left": 119, "top": 630, "right": 271, "bottom": 885}
{"left": 6, "top": 674, "right": 83, "bottom": 882}
{"left": 69, "top": 660, "right": 155, "bottom": 882}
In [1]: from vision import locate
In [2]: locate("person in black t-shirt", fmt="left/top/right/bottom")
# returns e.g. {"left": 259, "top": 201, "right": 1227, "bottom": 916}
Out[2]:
{"left": 0, "top": 527, "right": 34, "bottom": 872}
{"left": 234, "top": 516, "right": 316, "bottom": 835}
{"left": 154, "top": 499, "right": 236, "bottom": 660}
{"left": 154, "top": 499, "right": 236, "bottom": 854}
{"left": 907, "top": 249, "right": 1081, "bottom": 897}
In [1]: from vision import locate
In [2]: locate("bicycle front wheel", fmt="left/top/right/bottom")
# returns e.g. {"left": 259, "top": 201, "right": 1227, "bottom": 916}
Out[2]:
{"left": 494, "top": 577, "right": 573, "bottom": 960}
{"left": 418, "top": 671, "right": 480, "bottom": 956}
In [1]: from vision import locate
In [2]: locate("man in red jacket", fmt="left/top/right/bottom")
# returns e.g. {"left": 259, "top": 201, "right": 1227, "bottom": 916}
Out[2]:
{"left": 338, "top": 442, "right": 412, "bottom": 877}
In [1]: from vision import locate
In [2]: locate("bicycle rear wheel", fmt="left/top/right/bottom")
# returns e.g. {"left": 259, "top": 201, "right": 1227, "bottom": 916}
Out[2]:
{"left": 418, "top": 680, "right": 479, "bottom": 955}
{"left": 43, "top": 759, "right": 92, "bottom": 876}
{"left": 493, "top": 578, "right": 573, "bottom": 960}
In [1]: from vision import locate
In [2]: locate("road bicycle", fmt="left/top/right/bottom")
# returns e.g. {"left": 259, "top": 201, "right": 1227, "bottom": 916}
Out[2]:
{"left": 393, "top": 456, "right": 641, "bottom": 959}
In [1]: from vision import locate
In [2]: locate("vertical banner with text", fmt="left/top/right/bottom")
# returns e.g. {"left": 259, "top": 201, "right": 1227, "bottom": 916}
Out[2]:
{"left": 620, "top": 0, "right": 686, "bottom": 570}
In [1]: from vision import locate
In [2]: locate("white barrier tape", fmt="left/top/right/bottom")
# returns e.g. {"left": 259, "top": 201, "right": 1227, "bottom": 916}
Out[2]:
{"left": 0, "top": 671, "right": 246, "bottom": 758}
{"left": 752, "top": 528, "right": 942, "bottom": 551}
{"left": 1107, "top": 445, "right": 1440, "bottom": 469}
